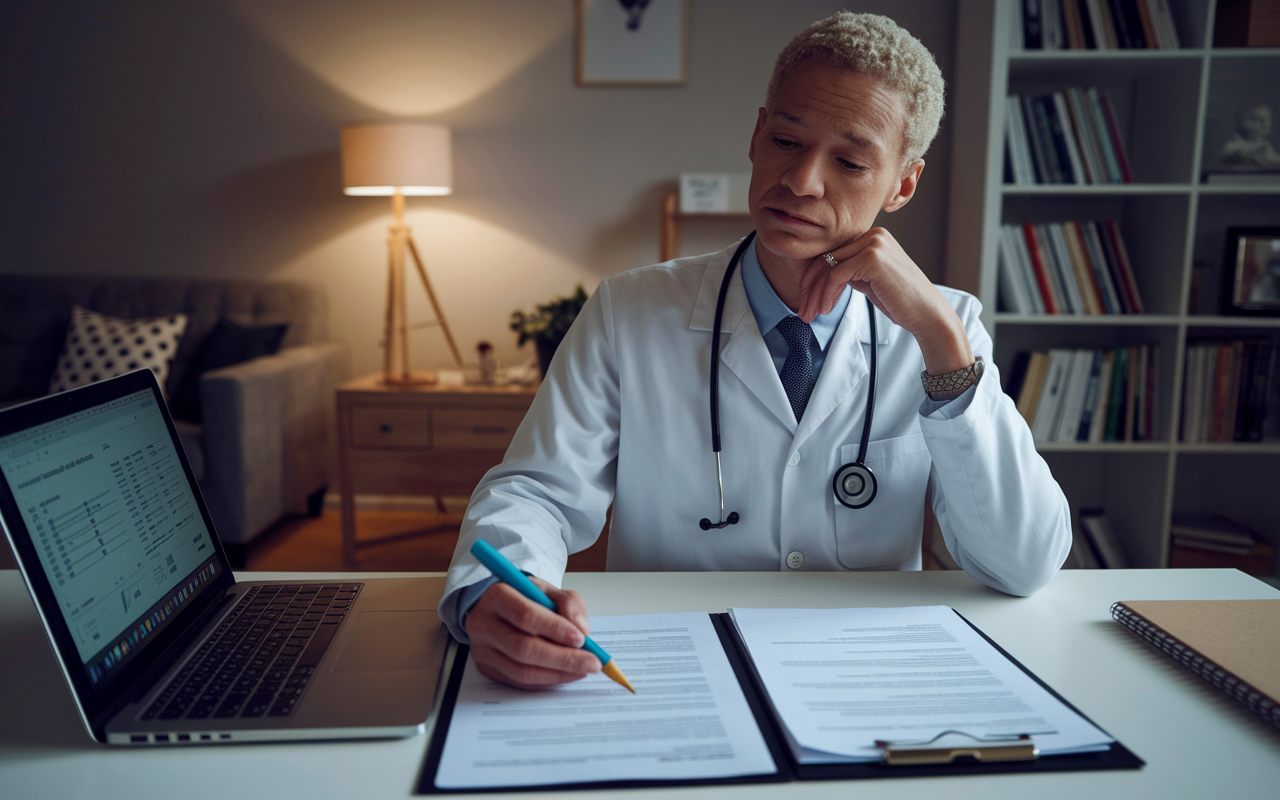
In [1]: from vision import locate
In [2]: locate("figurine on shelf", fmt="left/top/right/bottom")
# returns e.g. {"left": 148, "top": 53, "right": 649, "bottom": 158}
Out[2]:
{"left": 476, "top": 341, "right": 497, "bottom": 385}
{"left": 1221, "top": 103, "right": 1280, "bottom": 168}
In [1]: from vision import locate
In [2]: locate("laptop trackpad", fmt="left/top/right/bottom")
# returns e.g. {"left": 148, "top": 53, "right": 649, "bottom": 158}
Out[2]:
{"left": 333, "top": 611, "right": 438, "bottom": 672}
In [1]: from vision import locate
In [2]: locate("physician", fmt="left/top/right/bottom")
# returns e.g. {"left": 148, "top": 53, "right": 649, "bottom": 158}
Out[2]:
{"left": 440, "top": 12, "right": 1072, "bottom": 689}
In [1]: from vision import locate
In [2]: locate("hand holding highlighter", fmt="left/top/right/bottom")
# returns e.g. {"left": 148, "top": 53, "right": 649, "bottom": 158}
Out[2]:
{"left": 469, "top": 539, "right": 636, "bottom": 693}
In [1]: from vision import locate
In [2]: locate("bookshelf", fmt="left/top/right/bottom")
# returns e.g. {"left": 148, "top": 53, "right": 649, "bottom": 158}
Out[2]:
{"left": 947, "top": 0, "right": 1280, "bottom": 573}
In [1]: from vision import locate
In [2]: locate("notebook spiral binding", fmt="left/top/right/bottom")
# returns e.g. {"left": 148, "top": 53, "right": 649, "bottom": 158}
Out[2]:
{"left": 1110, "top": 602, "right": 1280, "bottom": 730}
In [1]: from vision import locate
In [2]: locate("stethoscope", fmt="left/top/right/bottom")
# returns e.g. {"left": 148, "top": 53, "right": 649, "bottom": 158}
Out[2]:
{"left": 699, "top": 232, "right": 878, "bottom": 531}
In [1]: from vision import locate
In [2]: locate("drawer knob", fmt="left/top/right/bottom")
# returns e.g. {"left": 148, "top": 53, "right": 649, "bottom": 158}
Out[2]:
{"left": 379, "top": 423, "right": 393, "bottom": 433}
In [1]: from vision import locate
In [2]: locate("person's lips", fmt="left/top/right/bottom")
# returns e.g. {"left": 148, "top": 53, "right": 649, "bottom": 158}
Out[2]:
{"left": 767, "top": 207, "right": 822, "bottom": 227}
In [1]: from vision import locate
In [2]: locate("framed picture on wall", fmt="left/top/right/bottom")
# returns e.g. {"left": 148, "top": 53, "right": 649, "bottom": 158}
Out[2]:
{"left": 576, "top": 0, "right": 687, "bottom": 87}
{"left": 1222, "top": 227, "right": 1280, "bottom": 316}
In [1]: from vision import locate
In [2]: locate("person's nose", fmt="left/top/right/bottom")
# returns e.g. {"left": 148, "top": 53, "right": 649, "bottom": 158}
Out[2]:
{"left": 780, "top": 149, "right": 825, "bottom": 199}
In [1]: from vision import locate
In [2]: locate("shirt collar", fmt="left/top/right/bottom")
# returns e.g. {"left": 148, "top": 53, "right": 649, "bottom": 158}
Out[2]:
{"left": 740, "top": 238, "right": 851, "bottom": 351}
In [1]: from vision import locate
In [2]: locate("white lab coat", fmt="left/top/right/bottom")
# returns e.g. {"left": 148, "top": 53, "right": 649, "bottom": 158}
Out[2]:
{"left": 440, "top": 241, "right": 1071, "bottom": 638}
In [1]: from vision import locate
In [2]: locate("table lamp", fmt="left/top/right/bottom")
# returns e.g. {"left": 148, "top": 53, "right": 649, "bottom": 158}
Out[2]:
{"left": 341, "top": 122, "right": 463, "bottom": 385}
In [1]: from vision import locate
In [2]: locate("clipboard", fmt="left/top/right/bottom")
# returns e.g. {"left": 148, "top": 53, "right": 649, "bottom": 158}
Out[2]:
{"left": 416, "top": 611, "right": 1143, "bottom": 793}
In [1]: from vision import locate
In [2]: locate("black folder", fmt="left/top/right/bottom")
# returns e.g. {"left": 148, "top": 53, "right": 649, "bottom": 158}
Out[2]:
{"left": 417, "top": 610, "right": 1143, "bottom": 793}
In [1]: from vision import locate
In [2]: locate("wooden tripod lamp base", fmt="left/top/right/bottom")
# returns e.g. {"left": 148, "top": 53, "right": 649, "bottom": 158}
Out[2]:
{"left": 380, "top": 193, "right": 463, "bottom": 386}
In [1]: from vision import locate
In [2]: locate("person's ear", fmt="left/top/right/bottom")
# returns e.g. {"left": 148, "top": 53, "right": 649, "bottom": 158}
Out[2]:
{"left": 748, "top": 107, "right": 767, "bottom": 163}
{"left": 883, "top": 159, "right": 925, "bottom": 213}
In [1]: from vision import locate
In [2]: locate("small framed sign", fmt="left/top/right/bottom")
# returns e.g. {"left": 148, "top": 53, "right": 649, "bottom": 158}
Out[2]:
{"left": 576, "top": 0, "right": 688, "bottom": 87}
{"left": 1222, "top": 227, "right": 1280, "bottom": 316}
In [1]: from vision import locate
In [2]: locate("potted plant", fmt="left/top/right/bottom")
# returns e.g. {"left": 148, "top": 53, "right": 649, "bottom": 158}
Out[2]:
{"left": 509, "top": 284, "right": 589, "bottom": 377}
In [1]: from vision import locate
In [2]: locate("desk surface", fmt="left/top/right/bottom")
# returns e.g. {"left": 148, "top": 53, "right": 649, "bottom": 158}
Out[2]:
{"left": 2, "top": 568, "right": 1277, "bottom": 799}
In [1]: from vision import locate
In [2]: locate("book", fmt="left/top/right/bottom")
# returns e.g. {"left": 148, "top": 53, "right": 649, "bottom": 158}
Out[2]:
{"left": 1170, "top": 513, "right": 1259, "bottom": 549}
{"left": 1103, "top": 347, "right": 1130, "bottom": 441}
{"left": 1076, "top": 349, "right": 1105, "bottom": 440}
{"left": 1181, "top": 339, "right": 1275, "bottom": 443}
{"left": 1080, "top": 512, "right": 1131, "bottom": 568}
{"left": 1111, "top": 600, "right": 1280, "bottom": 730}
{"left": 1088, "top": 350, "right": 1115, "bottom": 441}
{"left": 1032, "top": 349, "right": 1075, "bottom": 440}
{"left": 1017, "top": 351, "right": 1052, "bottom": 425}
{"left": 1055, "top": 349, "right": 1097, "bottom": 441}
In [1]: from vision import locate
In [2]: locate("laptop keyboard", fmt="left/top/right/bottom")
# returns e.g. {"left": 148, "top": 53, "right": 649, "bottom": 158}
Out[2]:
{"left": 141, "top": 583, "right": 362, "bottom": 722}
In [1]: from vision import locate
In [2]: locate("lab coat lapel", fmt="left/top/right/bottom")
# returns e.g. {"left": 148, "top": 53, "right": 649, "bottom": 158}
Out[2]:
{"left": 690, "top": 239, "right": 797, "bottom": 434}
{"left": 792, "top": 295, "right": 885, "bottom": 450}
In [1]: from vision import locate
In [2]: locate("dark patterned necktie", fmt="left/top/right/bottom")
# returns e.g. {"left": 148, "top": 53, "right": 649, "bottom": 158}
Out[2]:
{"left": 776, "top": 315, "right": 815, "bottom": 421}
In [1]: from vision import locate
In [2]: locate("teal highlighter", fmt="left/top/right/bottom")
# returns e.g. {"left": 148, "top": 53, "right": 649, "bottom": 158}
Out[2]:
{"left": 469, "top": 539, "right": 635, "bottom": 693}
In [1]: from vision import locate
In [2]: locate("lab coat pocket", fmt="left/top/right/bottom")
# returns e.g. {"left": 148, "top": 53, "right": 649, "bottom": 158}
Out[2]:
{"left": 834, "top": 432, "right": 931, "bottom": 569}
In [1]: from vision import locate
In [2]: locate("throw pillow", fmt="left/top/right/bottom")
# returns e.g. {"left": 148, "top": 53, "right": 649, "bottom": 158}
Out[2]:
{"left": 170, "top": 318, "right": 289, "bottom": 422}
{"left": 47, "top": 306, "right": 188, "bottom": 395}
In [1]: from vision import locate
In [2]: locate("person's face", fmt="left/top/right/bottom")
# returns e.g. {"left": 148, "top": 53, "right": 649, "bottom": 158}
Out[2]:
{"left": 1240, "top": 106, "right": 1271, "bottom": 141}
{"left": 747, "top": 60, "right": 921, "bottom": 266}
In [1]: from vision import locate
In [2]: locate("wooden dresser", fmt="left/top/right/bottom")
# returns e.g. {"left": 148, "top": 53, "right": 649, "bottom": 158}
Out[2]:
{"left": 335, "top": 373, "right": 538, "bottom": 563}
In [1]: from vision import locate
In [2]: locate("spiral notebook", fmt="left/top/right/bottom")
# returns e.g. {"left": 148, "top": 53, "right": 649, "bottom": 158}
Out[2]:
{"left": 1111, "top": 599, "right": 1280, "bottom": 730}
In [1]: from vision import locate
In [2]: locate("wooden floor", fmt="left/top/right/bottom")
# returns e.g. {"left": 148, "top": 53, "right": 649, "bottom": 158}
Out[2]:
{"left": 245, "top": 508, "right": 609, "bottom": 573}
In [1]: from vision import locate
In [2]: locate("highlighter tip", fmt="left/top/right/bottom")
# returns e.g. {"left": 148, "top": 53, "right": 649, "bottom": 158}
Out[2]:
{"left": 602, "top": 660, "right": 636, "bottom": 694}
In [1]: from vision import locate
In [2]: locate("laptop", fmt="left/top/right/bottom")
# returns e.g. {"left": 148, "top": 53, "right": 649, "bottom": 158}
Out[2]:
{"left": 0, "top": 369, "right": 451, "bottom": 745}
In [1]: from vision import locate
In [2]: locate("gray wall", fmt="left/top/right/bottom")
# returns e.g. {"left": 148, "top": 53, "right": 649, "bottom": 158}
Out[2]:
{"left": 0, "top": 0, "right": 958, "bottom": 377}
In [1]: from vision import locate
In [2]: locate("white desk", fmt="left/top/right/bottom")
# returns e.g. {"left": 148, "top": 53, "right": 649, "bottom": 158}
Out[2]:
{"left": 1, "top": 568, "right": 1277, "bottom": 799}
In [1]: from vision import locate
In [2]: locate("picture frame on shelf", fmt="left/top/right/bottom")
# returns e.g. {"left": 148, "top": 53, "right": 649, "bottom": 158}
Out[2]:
{"left": 576, "top": 0, "right": 687, "bottom": 87}
{"left": 1222, "top": 227, "right": 1280, "bottom": 316}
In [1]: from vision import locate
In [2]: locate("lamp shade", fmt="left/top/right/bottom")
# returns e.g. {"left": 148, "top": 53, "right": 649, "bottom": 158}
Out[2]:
{"left": 341, "top": 123, "right": 453, "bottom": 196}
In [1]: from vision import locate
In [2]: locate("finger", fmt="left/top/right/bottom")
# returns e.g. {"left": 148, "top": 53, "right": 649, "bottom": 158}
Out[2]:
{"left": 473, "top": 644, "right": 593, "bottom": 690}
{"left": 488, "top": 583, "right": 587, "bottom": 648}
{"left": 541, "top": 584, "right": 590, "bottom": 636}
{"left": 481, "top": 616, "right": 602, "bottom": 676}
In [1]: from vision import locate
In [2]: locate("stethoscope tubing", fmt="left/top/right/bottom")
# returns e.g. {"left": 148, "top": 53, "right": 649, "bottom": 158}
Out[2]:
{"left": 703, "top": 232, "right": 878, "bottom": 527}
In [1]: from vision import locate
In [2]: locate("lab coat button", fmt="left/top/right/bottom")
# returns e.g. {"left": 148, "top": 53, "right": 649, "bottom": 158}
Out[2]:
{"left": 787, "top": 451, "right": 801, "bottom": 467}
{"left": 786, "top": 551, "right": 804, "bottom": 569}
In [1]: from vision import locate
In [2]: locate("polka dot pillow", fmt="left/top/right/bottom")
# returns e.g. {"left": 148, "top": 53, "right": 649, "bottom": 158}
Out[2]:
{"left": 47, "top": 306, "right": 188, "bottom": 395}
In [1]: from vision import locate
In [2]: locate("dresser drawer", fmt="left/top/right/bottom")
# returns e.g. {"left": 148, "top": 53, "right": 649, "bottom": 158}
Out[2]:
{"left": 432, "top": 408, "right": 526, "bottom": 450}
{"left": 350, "top": 406, "right": 432, "bottom": 448}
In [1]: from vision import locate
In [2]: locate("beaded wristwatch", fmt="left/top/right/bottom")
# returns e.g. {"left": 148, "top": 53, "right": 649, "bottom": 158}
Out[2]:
{"left": 920, "top": 356, "right": 984, "bottom": 401}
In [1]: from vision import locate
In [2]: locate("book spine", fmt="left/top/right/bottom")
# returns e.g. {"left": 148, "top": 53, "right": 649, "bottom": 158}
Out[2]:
{"left": 1089, "top": 350, "right": 1114, "bottom": 442}
{"left": 1123, "top": 343, "right": 1139, "bottom": 441}
{"left": 1065, "top": 88, "right": 1102, "bottom": 183}
{"left": 1245, "top": 342, "right": 1274, "bottom": 441}
{"left": 1011, "top": 224, "right": 1046, "bottom": 314}
{"left": 1023, "top": 224, "right": 1060, "bottom": 313}
{"left": 1046, "top": 223, "right": 1085, "bottom": 314}
{"left": 1099, "top": 91, "right": 1134, "bottom": 183}
{"left": 1032, "top": 97, "right": 1068, "bottom": 183}
{"left": 1083, "top": 221, "right": 1123, "bottom": 314}
{"left": 1152, "top": 0, "right": 1180, "bottom": 47}
{"left": 1063, "top": 0, "right": 1086, "bottom": 48}
{"left": 1052, "top": 92, "right": 1087, "bottom": 185}
{"left": 1122, "top": 0, "right": 1147, "bottom": 47}
{"left": 1224, "top": 340, "right": 1245, "bottom": 443}
{"left": 1111, "top": 603, "right": 1280, "bottom": 731}
{"left": 1107, "top": 0, "right": 1134, "bottom": 47}
{"left": 1024, "top": 0, "right": 1044, "bottom": 48}
{"left": 1077, "top": 349, "right": 1105, "bottom": 440}
{"left": 1104, "top": 346, "right": 1129, "bottom": 440}
{"left": 1087, "top": 88, "right": 1122, "bottom": 182}
{"left": 998, "top": 227, "right": 1032, "bottom": 313}
{"left": 1023, "top": 95, "right": 1054, "bottom": 183}
{"left": 1062, "top": 222, "right": 1102, "bottom": 314}
{"left": 1104, "top": 221, "right": 1145, "bottom": 313}
{"left": 1018, "top": 351, "right": 1051, "bottom": 425}
{"left": 1135, "top": 0, "right": 1159, "bottom": 48}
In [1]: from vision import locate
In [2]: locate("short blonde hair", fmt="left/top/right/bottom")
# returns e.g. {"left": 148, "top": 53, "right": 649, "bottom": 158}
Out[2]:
{"left": 766, "top": 12, "right": 945, "bottom": 165}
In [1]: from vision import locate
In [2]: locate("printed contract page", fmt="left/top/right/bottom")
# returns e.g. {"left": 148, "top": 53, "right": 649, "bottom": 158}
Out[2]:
{"left": 435, "top": 611, "right": 775, "bottom": 789}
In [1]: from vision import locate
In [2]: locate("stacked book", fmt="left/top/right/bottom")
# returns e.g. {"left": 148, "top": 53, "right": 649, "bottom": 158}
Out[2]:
{"left": 1009, "top": 346, "right": 1159, "bottom": 443}
{"left": 1006, "top": 88, "right": 1132, "bottom": 185}
{"left": 1064, "top": 512, "right": 1132, "bottom": 569}
{"left": 997, "top": 221, "right": 1144, "bottom": 315}
{"left": 1018, "top": 0, "right": 1181, "bottom": 50}
{"left": 1179, "top": 339, "right": 1275, "bottom": 443}
{"left": 1169, "top": 514, "right": 1275, "bottom": 577}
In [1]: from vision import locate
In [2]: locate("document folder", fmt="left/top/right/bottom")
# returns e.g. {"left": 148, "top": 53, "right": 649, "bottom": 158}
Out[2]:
{"left": 417, "top": 611, "right": 1143, "bottom": 793}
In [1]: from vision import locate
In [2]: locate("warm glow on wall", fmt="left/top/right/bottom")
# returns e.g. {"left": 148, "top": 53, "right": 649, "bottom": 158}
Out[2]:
{"left": 228, "top": 0, "right": 570, "bottom": 116}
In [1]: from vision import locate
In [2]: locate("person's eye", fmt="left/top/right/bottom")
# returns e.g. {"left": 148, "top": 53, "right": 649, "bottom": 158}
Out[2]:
{"left": 837, "top": 157, "right": 865, "bottom": 172}
{"left": 772, "top": 136, "right": 799, "bottom": 148}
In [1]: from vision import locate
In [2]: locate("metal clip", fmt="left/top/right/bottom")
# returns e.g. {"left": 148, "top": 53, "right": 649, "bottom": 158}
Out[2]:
{"left": 875, "top": 730, "right": 1039, "bottom": 765}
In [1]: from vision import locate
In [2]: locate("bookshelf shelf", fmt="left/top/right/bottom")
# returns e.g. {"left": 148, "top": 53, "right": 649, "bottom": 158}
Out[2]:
{"left": 1000, "top": 184, "right": 1194, "bottom": 195}
{"left": 947, "top": 0, "right": 1280, "bottom": 574}
{"left": 994, "top": 313, "right": 1183, "bottom": 325}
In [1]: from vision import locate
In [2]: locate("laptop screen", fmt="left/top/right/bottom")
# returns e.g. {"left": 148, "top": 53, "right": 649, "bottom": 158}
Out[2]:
{"left": 0, "top": 380, "right": 223, "bottom": 689}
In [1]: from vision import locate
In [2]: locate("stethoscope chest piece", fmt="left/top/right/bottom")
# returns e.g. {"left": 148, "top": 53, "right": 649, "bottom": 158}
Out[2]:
{"left": 833, "top": 461, "right": 877, "bottom": 509}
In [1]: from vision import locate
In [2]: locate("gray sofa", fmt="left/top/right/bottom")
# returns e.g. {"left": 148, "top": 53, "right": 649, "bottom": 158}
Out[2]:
{"left": 0, "top": 275, "right": 347, "bottom": 562}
